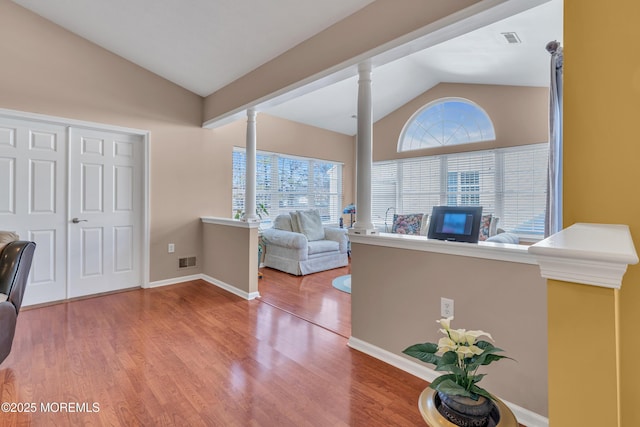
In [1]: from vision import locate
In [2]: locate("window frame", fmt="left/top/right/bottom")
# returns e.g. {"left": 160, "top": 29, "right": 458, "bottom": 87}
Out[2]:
{"left": 397, "top": 97, "right": 496, "bottom": 152}
{"left": 232, "top": 147, "right": 343, "bottom": 226}
{"left": 372, "top": 143, "right": 549, "bottom": 240}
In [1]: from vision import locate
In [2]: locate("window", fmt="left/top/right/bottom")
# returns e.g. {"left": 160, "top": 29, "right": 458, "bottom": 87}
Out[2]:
{"left": 371, "top": 143, "right": 549, "bottom": 238}
{"left": 232, "top": 148, "right": 343, "bottom": 224}
{"left": 398, "top": 98, "right": 496, "bottom": 152}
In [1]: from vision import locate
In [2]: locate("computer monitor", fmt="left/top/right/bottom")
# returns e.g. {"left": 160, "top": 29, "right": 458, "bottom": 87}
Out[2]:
{"left": 427, "top": 206, "right": 483, "bottom": 243}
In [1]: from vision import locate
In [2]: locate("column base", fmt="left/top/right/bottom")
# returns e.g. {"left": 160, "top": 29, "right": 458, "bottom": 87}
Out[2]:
{"left": 348, "top": 228, "right": 378, "bottom": 236}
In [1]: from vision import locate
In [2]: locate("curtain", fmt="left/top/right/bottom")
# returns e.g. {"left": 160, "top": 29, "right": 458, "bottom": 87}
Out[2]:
{"left": 545, "top": 40, "right": 563, "bottom": 237}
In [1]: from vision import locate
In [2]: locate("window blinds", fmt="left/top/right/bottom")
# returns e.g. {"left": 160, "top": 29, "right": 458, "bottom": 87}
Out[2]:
{"left": 372, "top": 143, "right": 548, "bottom": 237}
{"left": 232, "top": 148, "right": 343, "bottom": 224}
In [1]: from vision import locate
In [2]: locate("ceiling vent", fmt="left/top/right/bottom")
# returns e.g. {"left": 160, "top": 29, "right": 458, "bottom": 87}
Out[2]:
{"left": 501, "top": 32, "right": 521, "bottom": 44}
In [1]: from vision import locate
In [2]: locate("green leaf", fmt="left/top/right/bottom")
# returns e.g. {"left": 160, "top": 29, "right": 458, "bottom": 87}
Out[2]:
{"left": 440, "top": 351, "right": 458, "bottom": 365}
{"left": 435, "top": 379, "right": 474, "bottom": 398}
{"left": 470, "top": 384, "right": 494, "bottom": 400}
{"left": 429, "top": 374, "right": 457, "bottom": 390}
{"left": 468, "top": 373, "right": 486, "bottom": 384}
{"left": 437, "top": 364, "right": 466, "bottom": 378}
{"left": 403, "top": 343, "right": 440, "bottom": 365}
{"left": 475, "top": 340, "right": 498, "bottom": 351}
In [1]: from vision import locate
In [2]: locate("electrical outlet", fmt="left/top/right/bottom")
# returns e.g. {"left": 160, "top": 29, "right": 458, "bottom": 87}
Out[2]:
{"left": 441, "top": 297, "right": 454, "bottom": 318}
{"left": 168, "top": 243, "right": 175, "bottom": 253}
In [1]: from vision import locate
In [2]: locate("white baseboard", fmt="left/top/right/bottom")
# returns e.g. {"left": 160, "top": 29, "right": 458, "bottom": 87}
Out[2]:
{"left": 148, "top": 274, "right": 260, "bottom": 301}
{"left": 347, "top": 337, "right": 549, "bottom": 427}
{"left": 200, "top": 274, "right": 260, "bottom": 300}
{"left": 148, "top": 274, "right": 202, "bottom": 288}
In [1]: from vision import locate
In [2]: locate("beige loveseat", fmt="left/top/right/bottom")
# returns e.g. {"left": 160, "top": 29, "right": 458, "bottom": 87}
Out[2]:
{"left": 261, "top": 210, "right": 348, "bottom": 275}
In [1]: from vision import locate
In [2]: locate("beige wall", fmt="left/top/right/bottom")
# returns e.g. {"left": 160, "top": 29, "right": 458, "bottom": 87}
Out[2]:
{"left": 351, "top": 242, "right": 548, "bottom": 416}
{"left": 0, "top": 1, "right": 219, "bottom": 282}
{"left": 0, "top": 2, "right": 355, "bottom": 284}
{"left": 202, "top": 223, "right": 257, "bottom": 295}
{"left": 373, "top": 83, "right": 549, "bottom": 161}
{"left": 203, "top": 0, "right": 480, "bottom": 122}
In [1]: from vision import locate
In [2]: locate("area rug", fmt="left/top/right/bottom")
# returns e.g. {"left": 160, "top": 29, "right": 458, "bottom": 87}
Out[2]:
{"left": 332, "top": 274, "right": 351, "bottom": 294}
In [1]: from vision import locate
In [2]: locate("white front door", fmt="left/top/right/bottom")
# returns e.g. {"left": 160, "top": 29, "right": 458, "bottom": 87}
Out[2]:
{"left": 68, "top": 128, "right": 143, "bottom": 298}
{"left": 0, "top": 118, "right": 67, "bottom": 305}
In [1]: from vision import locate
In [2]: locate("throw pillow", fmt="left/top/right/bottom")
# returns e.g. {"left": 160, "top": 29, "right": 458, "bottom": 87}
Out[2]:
{"left": 289, "top": 211, "right": 302, "bottom": 233}
{"left": 296, "top": 209, "right": 325, "bottom": 241}
{"left": 420, "top": 214, "right": 430, "bottom": 236}
{"left": 273, "top": 214, "right": 293, "bottom": 232}
{"left": 391, "top": 213, "right": 424, "bottom": 235}
{"left": 485, "top": 232, "right": 520, "bottom": 244}
{"left": 478, "top": 214, "right": 493, "bottom": 241}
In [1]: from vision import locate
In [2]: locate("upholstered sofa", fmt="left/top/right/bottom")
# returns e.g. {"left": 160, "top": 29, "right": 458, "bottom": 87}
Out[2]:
{"left": 261, "top": 210, "right": 348, "bottom": 275}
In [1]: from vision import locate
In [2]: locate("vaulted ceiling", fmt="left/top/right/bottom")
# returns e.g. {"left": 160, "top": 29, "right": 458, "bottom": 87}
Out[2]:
{"left": 12, "top": 0, "right": 562, "bottom": 135}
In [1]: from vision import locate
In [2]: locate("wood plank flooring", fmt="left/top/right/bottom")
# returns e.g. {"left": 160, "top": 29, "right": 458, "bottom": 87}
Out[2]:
{"left": 258, "top": 265, "right": 352, "bottom": 338}
{"left": 0, "top": 278, "right": 429, "bottom": 426}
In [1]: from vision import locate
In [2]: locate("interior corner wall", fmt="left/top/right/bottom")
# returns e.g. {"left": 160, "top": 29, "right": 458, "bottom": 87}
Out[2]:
{"left": 372, "top": 83, "right": 549, "bottom": 161}
{"left": 211, "top": 113, "right": 355, "bottom": 215}
{"left": 564, "top": 1, "right": 640, "bottom": 425}
{"left": 0, "top": 1, "right": 224, "bottom": 283}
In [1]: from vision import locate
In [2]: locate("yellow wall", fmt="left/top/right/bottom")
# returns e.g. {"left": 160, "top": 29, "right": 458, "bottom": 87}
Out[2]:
{"left": 564, "top": 0, "right": 640, "bottom": 425}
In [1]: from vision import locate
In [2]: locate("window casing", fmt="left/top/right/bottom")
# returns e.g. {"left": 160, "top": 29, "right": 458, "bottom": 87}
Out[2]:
{"left": 232, "top": 148, "right": 343, "bottom": 225}
{"left": 398, "top": 98, "right": 496, "bottom": 152}
{"left": 372, "top": 143, "right": 549, "bottom": 238}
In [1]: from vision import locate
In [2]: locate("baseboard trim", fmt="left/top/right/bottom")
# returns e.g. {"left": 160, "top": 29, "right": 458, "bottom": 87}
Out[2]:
{"left": 200, "top": 274, "right": 260, "bottom": 300}
{"left": 148, "top": 274, "right": 202, "bottom": 288}
{"left": 148, "top": 274, "right": 260, "bottom": 301}
{"left": 347, "top": 337, "right": 549, "bottom": 427}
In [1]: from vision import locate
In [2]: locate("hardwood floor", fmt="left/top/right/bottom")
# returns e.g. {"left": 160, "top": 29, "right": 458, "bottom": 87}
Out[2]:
{"left": 0, "top": 279, "right": 429, "bottom": 426}
{"left": 258, "top": 265, "right": 352, "bottom": 338}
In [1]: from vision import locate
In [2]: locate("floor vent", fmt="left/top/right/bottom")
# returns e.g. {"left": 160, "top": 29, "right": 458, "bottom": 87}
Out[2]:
{"left": 179, "top": 256, "right": 196, "bottom": 268}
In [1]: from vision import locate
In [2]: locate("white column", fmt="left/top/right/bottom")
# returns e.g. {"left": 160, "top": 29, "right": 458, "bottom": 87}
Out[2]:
{"left": 351, "top": 62, "right": 376, "bottom": 234}
{"left": 243, "top": 108, "right": 258, "bottom": 222}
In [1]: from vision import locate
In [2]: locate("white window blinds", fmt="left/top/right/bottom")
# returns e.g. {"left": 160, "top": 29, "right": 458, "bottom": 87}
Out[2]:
{"left": 233, "top": 148, "right": 343, "bottom": 224}
{"left": 372, "top": 143, "right": 548, "bottom": 237}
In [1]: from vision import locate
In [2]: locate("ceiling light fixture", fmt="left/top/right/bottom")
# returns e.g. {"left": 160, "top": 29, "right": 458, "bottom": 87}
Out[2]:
{"left": 501, "top": 32, "right": 521, "bottom": 44}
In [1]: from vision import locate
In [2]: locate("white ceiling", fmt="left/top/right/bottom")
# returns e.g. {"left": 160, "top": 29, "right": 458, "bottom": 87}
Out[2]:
{"left": 266, "top": 0, "right": 563, "bottom": 135}
{"left": 12, "top": 0, "right": 562, "bottom": 136}
{"left": 12, "top": 0, "right": 375, "bottom": 96}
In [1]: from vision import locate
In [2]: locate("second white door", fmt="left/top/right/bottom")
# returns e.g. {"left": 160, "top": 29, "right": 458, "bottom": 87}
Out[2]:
{"left": 68, "top": 128, "right": 143, "bottom": 298}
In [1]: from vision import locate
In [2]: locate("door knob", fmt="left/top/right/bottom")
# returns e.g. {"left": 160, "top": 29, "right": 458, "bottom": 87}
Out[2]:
{"left": 71, "top": 218, "right": 88, "bottom": 223}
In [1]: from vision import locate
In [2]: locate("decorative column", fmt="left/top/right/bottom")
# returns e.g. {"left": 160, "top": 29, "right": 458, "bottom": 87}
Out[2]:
{"left": 351, "top": 61, "right": 376, "bottom": 235}
{"left": 243, "top": 108, "right": 258, "bottom": 222}
{"left": 529, "top": 223, "right": 638, "bottom": 427}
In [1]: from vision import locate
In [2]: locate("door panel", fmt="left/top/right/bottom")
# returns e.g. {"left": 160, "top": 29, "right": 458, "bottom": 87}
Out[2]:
{"left": 0, "top": 118, "right": 67, "bottom": 305}
{"left": 69, "top": 128, "right": 142, "bottom": 298}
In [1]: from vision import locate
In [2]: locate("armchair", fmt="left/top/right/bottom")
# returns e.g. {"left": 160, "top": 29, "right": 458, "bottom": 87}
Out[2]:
{"left": 261, "top": 210, "right": 348, "bottom": 275}
{"left": 0, "top": 240, "right": 36, "bottom": 364}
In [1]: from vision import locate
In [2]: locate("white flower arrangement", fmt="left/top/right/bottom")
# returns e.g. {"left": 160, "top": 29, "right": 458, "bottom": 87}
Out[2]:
{"left": 403, "top": 317, "right": 511, "bottom": 400}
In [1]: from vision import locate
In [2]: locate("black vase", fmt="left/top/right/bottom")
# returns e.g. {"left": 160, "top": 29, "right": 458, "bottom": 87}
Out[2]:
{"left": 436, "top": 391, "right": 495, "bottom": 427}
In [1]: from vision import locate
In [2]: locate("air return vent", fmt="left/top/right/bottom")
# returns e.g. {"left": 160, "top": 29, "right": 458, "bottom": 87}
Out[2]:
{"left": 501, "top": 32, "right": 521, "bottom": 44}
{"left": 179, "top": 256, "right": 196, "bottom": 268}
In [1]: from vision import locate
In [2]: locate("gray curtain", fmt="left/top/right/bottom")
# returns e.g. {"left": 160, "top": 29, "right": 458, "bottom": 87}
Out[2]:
{"left": 545, "top": 40, "right": 563, "bottom": 237}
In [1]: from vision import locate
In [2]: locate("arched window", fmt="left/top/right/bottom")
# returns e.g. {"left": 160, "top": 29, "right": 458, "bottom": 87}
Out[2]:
{"left": 398, "top": 98, "right": 496, "bottom": 152}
